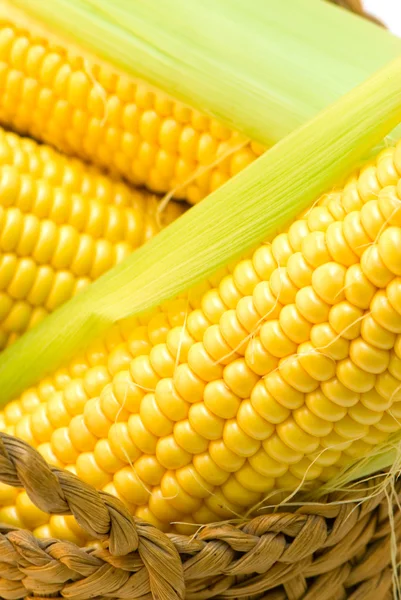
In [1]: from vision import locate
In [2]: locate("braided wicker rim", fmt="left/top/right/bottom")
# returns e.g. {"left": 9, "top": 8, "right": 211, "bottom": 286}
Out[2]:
{"left": 0, "top": 432, "right": 396, "bottom": 600}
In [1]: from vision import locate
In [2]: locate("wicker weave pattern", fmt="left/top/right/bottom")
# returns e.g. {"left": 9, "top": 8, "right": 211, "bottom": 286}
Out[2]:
{"left": 0, "top": 432, "right": 397, "bottom": 599}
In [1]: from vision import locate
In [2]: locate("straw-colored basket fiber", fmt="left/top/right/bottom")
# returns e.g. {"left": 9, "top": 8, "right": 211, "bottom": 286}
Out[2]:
{"left": 0, "top": 432, "right": 397, "bottom": 600}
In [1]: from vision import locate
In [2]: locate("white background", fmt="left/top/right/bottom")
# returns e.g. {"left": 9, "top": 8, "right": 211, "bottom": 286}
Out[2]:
{"left": 364, "top": 0, "right": 401, "bottom": 36}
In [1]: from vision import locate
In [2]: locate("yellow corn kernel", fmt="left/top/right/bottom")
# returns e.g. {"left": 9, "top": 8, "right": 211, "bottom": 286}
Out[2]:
{"left": 16, "top": 491, "right": 49, "bottom": 529}
{"left": 48, "top": 515, "right": 87, "bottom": 545}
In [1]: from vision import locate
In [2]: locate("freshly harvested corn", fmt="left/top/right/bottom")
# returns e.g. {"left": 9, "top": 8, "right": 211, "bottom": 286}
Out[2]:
{"left": 0, "top": 128, "right": 149, "bottom": 204}
{"left": 0, "top": 128, "right": 185, "bottom": 348}
{"left": 1, "top": 141, "right": 401, "bottom": 541}
{"left": 0, "top": 5, "right": 265, "bottom": 204}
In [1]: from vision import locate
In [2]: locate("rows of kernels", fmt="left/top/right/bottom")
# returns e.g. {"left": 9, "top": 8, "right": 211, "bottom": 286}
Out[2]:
{"left": 0, "top": 165, "right": 147, "bottom": 245}
{"left": 0, "top": 17, "right": 265, "bottom": 204}
{"left": 4, "top": 322, "right": 130, "bottom": 429}
{"left": 0, "top": 278, "right": 231, "bottom": 535}
{"left": 1, "top": 144, "right": 401, "bottom": 538}
{"left": 0, "top": 128, "right": 143, "bottom": 206}
{"left": 0, "top": 323, "right": 132, "bottom": 538}
{"left": 0, "top": 166, "right": 184, "bottom": 247}
{"left": 0, "top": 166, "right": 185, "bottom": 347}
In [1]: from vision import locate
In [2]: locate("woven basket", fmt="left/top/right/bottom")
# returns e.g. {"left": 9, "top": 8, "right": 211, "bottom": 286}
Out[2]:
{"left": 0, "top": 3, "right": 396, "bottom": 600}
{"left": 0, "top": 431, "right": 397, "bottom": 600}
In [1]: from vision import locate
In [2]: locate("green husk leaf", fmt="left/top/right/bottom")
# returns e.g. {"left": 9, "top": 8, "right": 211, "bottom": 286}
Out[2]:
{"left": 1, "top": 56, "right": 401, "bottom": 403}
{"left": 13, "top": 0, "right": 401, "bottom": 145}
{"left": 314, "top": 431, "right": 401, "bottom": 496}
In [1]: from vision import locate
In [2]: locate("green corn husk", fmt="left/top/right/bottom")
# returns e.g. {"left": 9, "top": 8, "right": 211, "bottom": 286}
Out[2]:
{"left": 13, "top": 0, "right": 401, "bottom": 145}
{"left": 315, "top": 432, "right": 401, "bottom": 495}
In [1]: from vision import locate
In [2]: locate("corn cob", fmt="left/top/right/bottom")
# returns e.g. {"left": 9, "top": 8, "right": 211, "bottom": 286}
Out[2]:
{"left": 0, "top": 140, "right": 401, "bottom": 542}
{"left": 0, "top": 128, "right": 148, "bottom": 205}
{"left": 0, "top": 4, "right": 265, "bottom": 205}
{"left": 0, "top": 128, "right": 186, "bottom": 348}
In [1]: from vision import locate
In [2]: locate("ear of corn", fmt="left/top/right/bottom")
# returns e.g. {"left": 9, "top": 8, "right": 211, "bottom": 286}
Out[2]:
{"left": 0, "top": 128, "right": 151, "bottom": 205}
{"left": 14, "top": 0, "right": 401, "bottom": 147}
{"left": 1, "top": 54, "right": 401, "bottom": 405}
{"left": 0, "top": 1, "right": 264, "bottom": 205}
{"left": 4, "top": 0, "right": 401, "bottom": 208}
{"left": 0, "top": 127, "right": 185, "bottom": 348}
{"left": 1, "top": 137, "right": 401, "bottom": 540}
